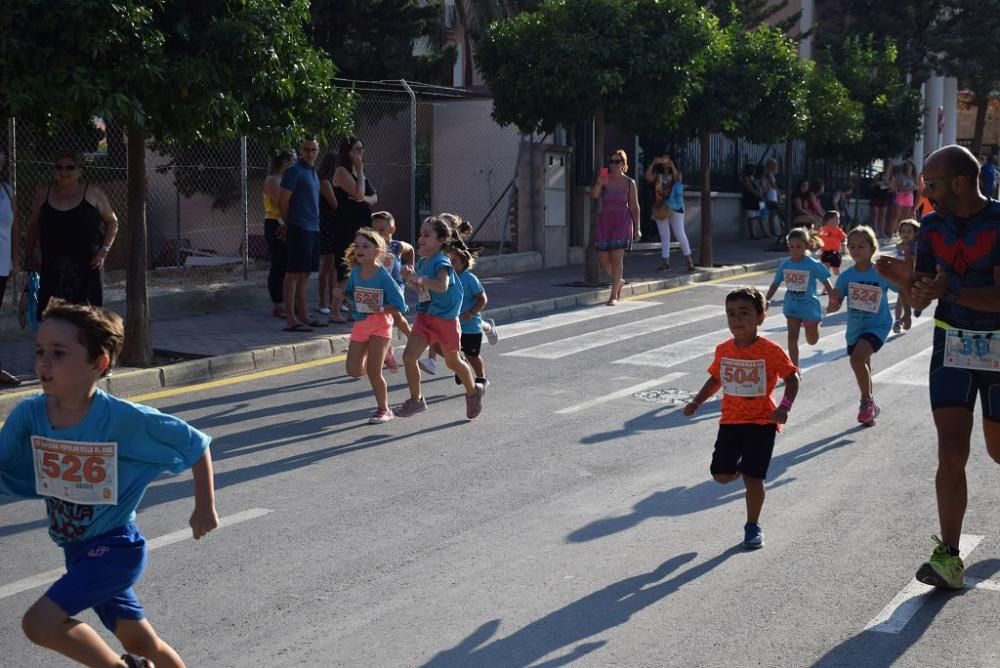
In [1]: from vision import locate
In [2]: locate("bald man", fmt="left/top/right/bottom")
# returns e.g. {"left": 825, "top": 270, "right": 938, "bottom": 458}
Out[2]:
{"left": 878, "top": 144, "right": 1000, "bottom": 589}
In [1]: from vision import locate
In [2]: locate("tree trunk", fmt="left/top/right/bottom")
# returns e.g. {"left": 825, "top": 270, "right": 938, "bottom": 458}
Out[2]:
{"left": 584, "top": 112, "right": 605, "bottom": 285}
{"left": 119, "top": 125, "right": 152, "bottom": 367}
{"left": 972, "top": 90, "right": 988, "bottom": 157}
{"left": 698, "top": 128, "right": 713, "bottom": 267}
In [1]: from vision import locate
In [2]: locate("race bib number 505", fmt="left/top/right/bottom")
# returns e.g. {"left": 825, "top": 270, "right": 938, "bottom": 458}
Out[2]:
{"left": 32, "top": 437, "right": 118, "bottom": 505}
{"left": 720, "top": 358, "right": 767, "bottom": 397}
{"left": 784, "top": 269, "right": 809, "bottom": 293}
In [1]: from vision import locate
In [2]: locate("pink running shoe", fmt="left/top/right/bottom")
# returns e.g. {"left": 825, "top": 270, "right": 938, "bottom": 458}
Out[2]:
{"left": 368, "top": 409, "right": 394, "bottom": 424}
{"left": 857, "top": 397, "right": 880, "bottom": 426}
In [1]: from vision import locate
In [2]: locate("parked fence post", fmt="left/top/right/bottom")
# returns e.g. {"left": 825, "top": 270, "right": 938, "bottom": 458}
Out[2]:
{"left": 400, "top": 79, "right": 417, "bottom": 244}
{"left": 240, "top": 135, "right": 249, "bottom": 280}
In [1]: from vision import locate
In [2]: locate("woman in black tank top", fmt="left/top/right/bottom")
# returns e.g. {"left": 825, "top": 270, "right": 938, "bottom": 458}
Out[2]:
{"left": 329, "top": 137, "right": 378, "bottom": 321}
{"left": 23, "top": 150, "right": 119, "bottom": 316}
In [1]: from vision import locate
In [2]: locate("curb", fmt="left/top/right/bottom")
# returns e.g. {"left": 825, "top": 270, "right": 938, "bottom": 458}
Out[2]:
{"left": 0, "top": 257, "right": 780, "bottom": 420}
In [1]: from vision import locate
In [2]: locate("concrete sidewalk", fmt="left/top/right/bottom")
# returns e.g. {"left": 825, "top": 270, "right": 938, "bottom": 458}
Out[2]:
{"left": 0, "top": 237, "right": 788, "bottom": 417}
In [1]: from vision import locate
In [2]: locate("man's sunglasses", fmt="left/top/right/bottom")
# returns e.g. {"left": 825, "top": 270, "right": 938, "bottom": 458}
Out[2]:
{"left": 53, "top": 164, "right": 79, "bottom": 172}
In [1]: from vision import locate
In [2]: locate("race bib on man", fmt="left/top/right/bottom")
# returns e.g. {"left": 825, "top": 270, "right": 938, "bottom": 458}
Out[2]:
{"left": 784, "top": 269, "right": 809, "bottom": 293}
{"left": 353, "top": 287, "right": 383, "bottom": 314}
{"left": 720, "top": 358, "right": 766, "bottom": 397}
{"left": 847, "top": 282, "right": 882, "bottom": 313}
{"left": 32, "top": 437, "right": 118, "bottom": 505}
{"left": 943, "top": 329, "right": 1000, "bottom": 371}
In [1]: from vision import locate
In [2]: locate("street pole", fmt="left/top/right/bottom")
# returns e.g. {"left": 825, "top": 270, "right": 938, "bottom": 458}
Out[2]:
{"left": 401, "top": 80, "right": 417, "bottom": 245}
{"left": 240, "top": 135, "right": 249, "bottom": 280}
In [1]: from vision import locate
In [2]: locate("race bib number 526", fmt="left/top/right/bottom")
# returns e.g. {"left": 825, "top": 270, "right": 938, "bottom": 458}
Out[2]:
{"left": 32, "top": 437, "right": 118, "bottom": 505}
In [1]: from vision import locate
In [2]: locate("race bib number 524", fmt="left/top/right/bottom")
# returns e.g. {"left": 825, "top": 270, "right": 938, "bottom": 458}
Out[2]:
{"left": 848, "top": 282, "right": 883, "bottom": 313}
{"left": 32, "top": 437, "right": 118, "bottom": 505}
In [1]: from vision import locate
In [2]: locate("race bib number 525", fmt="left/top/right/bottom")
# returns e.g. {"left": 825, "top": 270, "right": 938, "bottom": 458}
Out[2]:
{"left": 32, "top": 437, "right": 118, "bottom": 505}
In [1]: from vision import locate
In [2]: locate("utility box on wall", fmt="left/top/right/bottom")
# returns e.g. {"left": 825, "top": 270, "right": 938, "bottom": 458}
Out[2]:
{"left": 542, "top": 149, "right": 570, "bottom": 267}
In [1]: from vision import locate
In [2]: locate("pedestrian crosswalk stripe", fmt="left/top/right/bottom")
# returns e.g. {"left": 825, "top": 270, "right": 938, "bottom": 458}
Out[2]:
{"left": 556, "top": 372, "right": 687, "bottom": 415}
{"left": 499, "top": 300, "right": 658, "bottom": 340}
{"left": 872, "top": 347, "right": 932, "bottom": 386}
{"left": 504, "top": 305, "right": 719, "bottom": 360}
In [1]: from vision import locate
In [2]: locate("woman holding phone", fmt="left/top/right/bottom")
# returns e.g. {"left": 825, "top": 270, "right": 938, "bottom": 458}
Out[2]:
{"left": 591, "top": 149, "right": 640, "bottom": 305}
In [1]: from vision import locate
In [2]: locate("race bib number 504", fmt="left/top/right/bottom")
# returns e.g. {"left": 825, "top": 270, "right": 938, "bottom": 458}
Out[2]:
{"left": 720, "top": 358, "right": 767, "bottom": 397}
{"left": 32, "top": 437, "right": 118, "bottom": 505}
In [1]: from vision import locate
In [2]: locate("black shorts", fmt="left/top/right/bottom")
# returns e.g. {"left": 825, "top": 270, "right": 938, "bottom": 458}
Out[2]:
{"left": 461, "top": 333, "right": 483, "bottom": 358}
{"left": 929, "top": 326, "right": 1000, "bottom": 421}
{"left": 286, "top": 226, "right": 320, "bottom": 274}
{"left": 820, "top": 250, "right": 842, "bottom": 268}
{"left": 847, "top": 332, "right": 884, "bottom": 356}
{"left": 710, "top": 423, "right": 777, "bottom": 480}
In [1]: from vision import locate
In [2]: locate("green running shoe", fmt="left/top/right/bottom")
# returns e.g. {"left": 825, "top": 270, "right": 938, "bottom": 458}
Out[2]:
{"left": 915, "top": 536, "right": 965, "bottom": 589}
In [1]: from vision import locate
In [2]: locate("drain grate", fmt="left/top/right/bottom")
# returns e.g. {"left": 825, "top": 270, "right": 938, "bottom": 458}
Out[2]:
{"left": 633, "top": 387, "right": 696, "bottom": 405}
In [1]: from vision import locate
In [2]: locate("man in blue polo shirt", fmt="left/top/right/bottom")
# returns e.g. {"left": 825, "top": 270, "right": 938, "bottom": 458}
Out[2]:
{"left": 279, "top": 136, "right": 323, "bottom": 332}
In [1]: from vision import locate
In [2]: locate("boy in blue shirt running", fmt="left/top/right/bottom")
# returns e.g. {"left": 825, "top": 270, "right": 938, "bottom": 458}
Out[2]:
{"left": 0, "top": 299, "right": 218, "bottom": 668}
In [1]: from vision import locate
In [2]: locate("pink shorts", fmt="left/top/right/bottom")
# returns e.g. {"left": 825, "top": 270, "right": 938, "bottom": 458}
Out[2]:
{"left": 895, "top": 191, "right": 914, "bottom": 208}
{"left": 411, "top": 313, "right": 461, "bottom": 353}
{"left": 350, "top": 313, "right": 393, "bottom": 342}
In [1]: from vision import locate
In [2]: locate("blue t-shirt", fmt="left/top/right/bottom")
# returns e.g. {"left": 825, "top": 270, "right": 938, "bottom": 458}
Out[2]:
{"left": 380, "top": 242, "right": 404, "bottom": 288}
{"left": 344, "top": 265, "right": 407, "bottom": 322}
{"left": 0, "top": 390, "right": 210, "bottom": 546}
{"left": 415, "top": 252, "right": 463, "bottom": 319}
{"left": 771, "top": 256, "right": 831, "bottom": 322}
{"left": 668, "top": 181, "right": 685, "bottom": 212}
{"left": 458, "top": 271, "right": 486, "bottom": 334}
{"left": 981, "top": 162, "right": 998, "bottom": 197}
{"left": 279, "top": 159, "right": 320, "bottom": 232}
{"left": 916, "top": 200, "right": 1000, "bottom": 332}
{"left": 835, "top": 265, "right": 895, "bottom": 345}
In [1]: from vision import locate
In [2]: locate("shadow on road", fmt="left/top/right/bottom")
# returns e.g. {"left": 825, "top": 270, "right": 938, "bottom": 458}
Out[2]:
{"left": 421, "top": 546, "right": 744, "bottom": 668}
{"left": 567, "top": 426, "right": 863, "bottom": 543}
{"left": 810, "top": 558, "right": 1000, "bottom": 667}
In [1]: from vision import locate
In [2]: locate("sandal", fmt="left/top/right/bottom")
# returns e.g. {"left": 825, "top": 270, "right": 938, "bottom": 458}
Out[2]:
{"left": 307, "top": 319, "right": 329, "bottom": 328}
{"left": 0, "top": 370, "right": 20, "bottom": 387}
{"left": 121, "top": 655, "right": 154, "bottom": 668}
{"left": 283, "top": 323, "right": 313, "bottom": 332}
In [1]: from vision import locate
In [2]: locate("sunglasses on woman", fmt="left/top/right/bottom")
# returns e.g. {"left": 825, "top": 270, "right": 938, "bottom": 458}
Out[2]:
{"left": 54, "top": 164, "right": 79, "bottom": 172}
{"left": 609, "top": 158, "right": 623, "bottom": 164}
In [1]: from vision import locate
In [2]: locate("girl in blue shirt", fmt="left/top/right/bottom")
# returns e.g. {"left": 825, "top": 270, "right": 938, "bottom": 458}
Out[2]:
{"left": 450, "top": 246, "right": 500, "bottom": 388}
{"left": 827, "top": 225, "right": 896, "bottom": 426}
{"left": 343, "top": 228, "right": 409, "bottom": 424}
{"left": 764, "top": 228, "right": 837, "bottom": 368}
{"left": 397, "top": 217, "right": 485, "bottom": 420}
{"left": 0, "top": 299, "right": 217, "bottom": 668}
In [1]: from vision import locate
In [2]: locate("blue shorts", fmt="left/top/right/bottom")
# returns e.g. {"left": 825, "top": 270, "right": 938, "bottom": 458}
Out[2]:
{"left": 46, "top": 524, "right": 147, "bottom": 632}
{"left": 847, "top": 332, "right": 884, "bottom": 355}
{"left": 783, "top": 295, "right": 822, "bottom": 323}
{"left": 930, "top": 327, "right": 1000, "bottom": 420}
{"left": 285, "top": 225, "right": 320, "bottom": 274}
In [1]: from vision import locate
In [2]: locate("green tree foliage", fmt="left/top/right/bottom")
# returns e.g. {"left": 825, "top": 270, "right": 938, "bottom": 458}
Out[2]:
{"left": 476, "top": 0, "right": 718, "bottom": 283}
{"left": 811, "top": 36, "right": 923, "bottom": 165}
{"left": 678, "top": 24, "right": 815, "bottom": 265}
{"left": 0, "top": 0, "right": 354, "bottom": 364}
{"left": 702, "top": 0, "right": 800, "bottom": 34}
{"left": 935, "top": 0, "right": 1000, "bottom": 155}
{"left": 310, "top": 0, "right": 456, "bottom": 84}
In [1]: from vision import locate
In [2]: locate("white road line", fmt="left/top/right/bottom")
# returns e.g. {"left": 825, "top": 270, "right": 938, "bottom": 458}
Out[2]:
{"left": 0, "top": 508, "right": 272, "bottom": 601}
{"left": 556, "top": 372, "right": 687, "bottom": 415}
{"left": 505, "top": 305, "right": 720, "bottom": 360}
{"left": 498, "top": 300, "right": 659, "bottom": 340}
{"left": 864, "top": 534, "right": 983, "bottom": 634}
{"left": 872, "top": 346, "right": 932, "bottom": 386}
{"left": 613, "top": 327, "right": 732, "bottom": 368}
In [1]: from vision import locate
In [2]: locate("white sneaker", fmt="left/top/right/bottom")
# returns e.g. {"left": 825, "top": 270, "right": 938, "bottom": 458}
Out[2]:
{"left": 418, "top": 358, "right": 437, "bottom": 375}
{"left": 485, "top": 318, "right": 499, "bottom": 345}
{"left": 316, "top": 306, "right": 331, "bottom": 315}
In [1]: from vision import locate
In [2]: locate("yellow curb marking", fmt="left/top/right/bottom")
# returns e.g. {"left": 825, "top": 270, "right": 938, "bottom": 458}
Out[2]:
{"left": 623, "top": 269, "right": 771, "bottom": 301}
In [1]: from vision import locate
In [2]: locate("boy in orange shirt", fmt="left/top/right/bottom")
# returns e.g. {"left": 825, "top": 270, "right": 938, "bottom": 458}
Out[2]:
{"left": 818, "top": 211, "right": 848, "bottom": 276}
{"left": 684, "top": 287, "right": 799, "bottom": 549}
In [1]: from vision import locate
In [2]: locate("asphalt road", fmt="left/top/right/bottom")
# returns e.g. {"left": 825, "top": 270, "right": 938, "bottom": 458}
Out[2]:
{"left": 3, "top": 271, "right": 1000, "bottom": 667}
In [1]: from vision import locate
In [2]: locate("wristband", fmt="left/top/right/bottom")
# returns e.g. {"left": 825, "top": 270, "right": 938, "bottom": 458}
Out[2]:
{"left": 417, "top": 276, "right": 426, "bottom": 287}
{"left": 779, "top": 397, "right": 793, "bottom": 411}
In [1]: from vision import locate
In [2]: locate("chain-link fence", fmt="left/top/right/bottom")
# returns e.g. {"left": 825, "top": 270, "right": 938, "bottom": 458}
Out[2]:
{"left": 0, "top": 81, "right": 525, "bottom": 315}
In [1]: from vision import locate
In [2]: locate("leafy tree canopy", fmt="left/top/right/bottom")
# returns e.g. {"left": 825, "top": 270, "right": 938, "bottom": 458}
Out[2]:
{"left": 0, "top": 0, "right": 354, "bottom": 145}
{"left": 702, "top": 0, "right": 799, "bottom": 34}
{"left": 476, "top": 0, "right": 719, "bottom": 135}
{"left": 311, "top": 0, "right": 456, "bottom": 84}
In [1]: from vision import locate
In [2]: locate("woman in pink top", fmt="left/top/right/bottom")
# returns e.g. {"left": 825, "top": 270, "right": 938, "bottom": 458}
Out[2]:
{"left": 590, "top": 149, "right": 640, "bottom": 305}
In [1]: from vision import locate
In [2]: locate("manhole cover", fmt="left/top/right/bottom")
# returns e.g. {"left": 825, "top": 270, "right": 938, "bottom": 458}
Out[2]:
{"left": 633, "top": 387, "right": 696, "bottom": 405}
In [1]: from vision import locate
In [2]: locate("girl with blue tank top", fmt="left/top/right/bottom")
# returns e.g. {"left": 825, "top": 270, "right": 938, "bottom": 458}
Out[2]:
{"left": 396, "top": 217, "right": 485, "bottom": 420}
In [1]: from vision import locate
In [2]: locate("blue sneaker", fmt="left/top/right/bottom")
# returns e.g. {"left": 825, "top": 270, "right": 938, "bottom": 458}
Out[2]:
{"left": 743, "top": 522, "right": 764, "bottom": 549}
